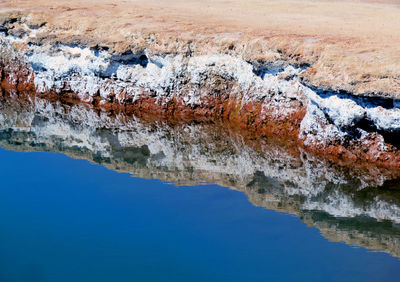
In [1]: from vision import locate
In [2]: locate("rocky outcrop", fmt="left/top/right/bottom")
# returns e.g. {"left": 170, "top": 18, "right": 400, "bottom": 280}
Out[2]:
{"left": 1, "top": 10, "right": 400, "bottom": 168}
{"left": 1, "top": 92, "right": 400, "bottom": 257}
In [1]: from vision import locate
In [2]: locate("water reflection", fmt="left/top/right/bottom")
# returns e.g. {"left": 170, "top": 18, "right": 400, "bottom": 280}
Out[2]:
{"left": 1, "top": 92, "right": 400, "bottom": 257}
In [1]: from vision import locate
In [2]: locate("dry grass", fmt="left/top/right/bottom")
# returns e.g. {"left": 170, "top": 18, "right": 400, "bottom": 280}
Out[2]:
{"left": 1, "top": 0, "right": 400, "bottom": 98}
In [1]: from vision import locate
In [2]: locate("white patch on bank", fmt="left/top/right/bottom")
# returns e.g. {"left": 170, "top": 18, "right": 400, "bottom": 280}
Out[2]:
{"left": 300, "top": 87, "right": 400, "bottom": 146}
{"left": 1, "top": 32, "right": 400, "bottom": 152}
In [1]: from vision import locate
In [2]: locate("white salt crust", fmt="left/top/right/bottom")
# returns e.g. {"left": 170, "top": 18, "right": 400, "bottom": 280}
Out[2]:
{"left": 1, "top": 32, "right": 400, "bottom": 152}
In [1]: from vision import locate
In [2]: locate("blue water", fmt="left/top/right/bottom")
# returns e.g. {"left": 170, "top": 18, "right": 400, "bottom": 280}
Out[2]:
{"left": 0, "top": 148, "right": 399, "bottom": 282}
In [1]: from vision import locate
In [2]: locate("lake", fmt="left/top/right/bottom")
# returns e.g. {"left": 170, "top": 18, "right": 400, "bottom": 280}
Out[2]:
{"left": 0, "top": 93, "right": 399, "bottom": 281}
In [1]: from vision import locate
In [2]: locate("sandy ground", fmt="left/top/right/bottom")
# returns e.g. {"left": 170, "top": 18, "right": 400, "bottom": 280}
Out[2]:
{"left": 2, "top": 0, "right": 400, "bottom": 98}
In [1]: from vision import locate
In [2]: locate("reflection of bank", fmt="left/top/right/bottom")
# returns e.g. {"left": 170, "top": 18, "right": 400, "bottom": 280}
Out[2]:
{"left": 1, "top": 92, "right": 400, "bottom": 257}
{"left": 246, "top": 187, "right": 400, "bottom": 258}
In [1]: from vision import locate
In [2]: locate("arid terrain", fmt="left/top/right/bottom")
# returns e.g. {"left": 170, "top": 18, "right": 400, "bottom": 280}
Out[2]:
{"left": 2, "top": 0, "right": 400, "bottom": 97}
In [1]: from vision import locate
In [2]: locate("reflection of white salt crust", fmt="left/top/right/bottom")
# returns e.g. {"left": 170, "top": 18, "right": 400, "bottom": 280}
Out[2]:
{"left": 0, "top": 98, "right": 398, "bottom": 224}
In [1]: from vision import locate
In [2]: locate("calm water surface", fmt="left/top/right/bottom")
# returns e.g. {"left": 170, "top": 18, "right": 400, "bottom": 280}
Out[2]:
{"left": 0, "top": 149, "right": 399, "bottom": 282}
{"left": 0, "top": 95, "right": 400, "bottom": 281}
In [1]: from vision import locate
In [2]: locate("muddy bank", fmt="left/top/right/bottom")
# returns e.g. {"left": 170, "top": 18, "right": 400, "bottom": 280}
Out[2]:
{"left": 1, "top": 5, "right": 400, "bottom": 168}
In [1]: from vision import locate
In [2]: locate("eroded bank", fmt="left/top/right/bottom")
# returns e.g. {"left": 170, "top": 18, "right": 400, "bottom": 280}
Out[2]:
{"left": 1, "top": 12, "right": 400, "bottom": 169}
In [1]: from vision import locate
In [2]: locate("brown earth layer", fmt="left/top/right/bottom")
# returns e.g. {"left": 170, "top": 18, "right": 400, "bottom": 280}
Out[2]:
{"left": 2, "top": 65, "right": 400, "bottom": 173}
